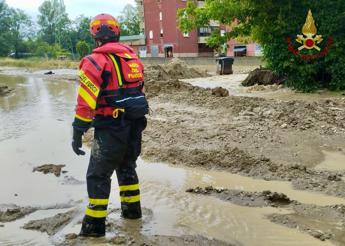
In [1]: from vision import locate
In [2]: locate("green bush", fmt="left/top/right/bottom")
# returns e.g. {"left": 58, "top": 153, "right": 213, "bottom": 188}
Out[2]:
{"left": 76, "top": 40, "right": 90, "bottom": 59}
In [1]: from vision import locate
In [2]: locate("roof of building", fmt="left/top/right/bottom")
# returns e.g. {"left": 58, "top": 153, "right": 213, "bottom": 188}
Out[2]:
{"left": 120, "top": 35, "right": 145, "bottom": 41}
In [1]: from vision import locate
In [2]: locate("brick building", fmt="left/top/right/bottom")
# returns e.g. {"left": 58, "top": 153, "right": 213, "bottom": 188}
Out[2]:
{"left": 135, "top": 0, "right": 260, "bottom": 58}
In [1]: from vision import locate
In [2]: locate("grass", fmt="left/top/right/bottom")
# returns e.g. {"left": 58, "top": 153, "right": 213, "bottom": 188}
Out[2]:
{"left": 0, "top": 58, "right": 79, "bottom": 70}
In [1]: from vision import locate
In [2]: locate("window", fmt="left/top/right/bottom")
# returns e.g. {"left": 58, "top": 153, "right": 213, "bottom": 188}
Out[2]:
{"left": 183, "top": 32, "right": 189, "bottom": 38}
{"left": 149, "top": 31, "right": 153, "bottom": 39}
{"left": 159, "top": 12, "right": 162, "bottom": 21}
{"left": 160, "top": 29, "right": 164, "bottom": 38}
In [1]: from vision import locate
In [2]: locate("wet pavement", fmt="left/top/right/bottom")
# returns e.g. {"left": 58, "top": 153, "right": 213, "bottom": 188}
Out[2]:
{"left": 0, "top": 72, "right": 342, "bottom": 245}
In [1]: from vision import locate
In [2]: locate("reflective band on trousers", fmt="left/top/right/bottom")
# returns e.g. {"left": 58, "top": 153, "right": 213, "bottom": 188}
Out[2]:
{"left": 119, "top": 184, "right": 140, "bottom": 192}
{"left": 89, "top": 198, "right": 109, "bottom": 205}
{"left": 85, "top": 208, "right": 107, "bottom": 218}
{"left": 120, "top": 195, "right": 140, "bottom": 203}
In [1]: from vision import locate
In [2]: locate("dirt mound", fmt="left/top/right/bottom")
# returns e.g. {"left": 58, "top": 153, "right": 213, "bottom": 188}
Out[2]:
{"left": 242, "top": 68, "right": 285, "bottom": 86}
{"left": 33, "top": 164, "right": 66, "bottom": 177}
{"left": 0, "top": 85, "right": 13, "bottom": 96}
{"left": 23, "top": 209, "right": 76, "bottom": 235}
{"left": 145, "top": 58, "right": 208, "bottom": 81}
{"left": 212, "top": 87, "right": 229, "bottom": 97}
{"left": 0, "top": 205, "right": 37, "bottom": 222}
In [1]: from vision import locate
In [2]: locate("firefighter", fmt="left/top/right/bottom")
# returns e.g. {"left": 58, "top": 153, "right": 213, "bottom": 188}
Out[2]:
{"left": 71, "top": 13, "right": 149, "bottom": 237}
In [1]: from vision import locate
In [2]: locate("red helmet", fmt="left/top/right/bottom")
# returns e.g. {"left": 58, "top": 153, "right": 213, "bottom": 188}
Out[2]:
{"left": 90, "top": 13, "right": 121, "bottom": 42}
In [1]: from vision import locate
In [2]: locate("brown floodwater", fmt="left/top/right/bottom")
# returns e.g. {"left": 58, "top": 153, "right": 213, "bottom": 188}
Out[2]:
{"left": 0, "top": 72, "right": 339, "bottom": 246}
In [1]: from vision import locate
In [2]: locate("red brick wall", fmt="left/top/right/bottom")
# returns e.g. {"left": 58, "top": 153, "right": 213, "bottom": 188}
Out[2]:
{"left": 143, "top": 0, "right": 198, "bottom": 56}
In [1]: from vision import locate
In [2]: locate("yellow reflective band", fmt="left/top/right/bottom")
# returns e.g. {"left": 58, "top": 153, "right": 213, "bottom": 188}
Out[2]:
{"left": 79, "top": 70, "right": 100, "bottom": 97}
{"left": 107, "top": 20, "right": 118, "bottom": 26}
{"left": 119, "top": 184, "right": 140, "bottom": 192}
{"left": 79, "top": 86, "right": 97, "bottom": 109}
{"left": 124, "top": 53, "right": 132, "bottom": 59}
{"left": 108, "top": 54, "right": 123, "bottom": 87}
{"left": 91, "top": 20, "right": 101, "bottom": 27}
{"left": 121, "top": 195, "right": 140, "bottom": 203}
{"left": 89, "top": 198, "right": 109, "bottom": 206}
{"left": 85, "top": 208, "right": 107, "bottom": 218}
{"left": 75, "top": 114, "right": 92, "bottom": 122}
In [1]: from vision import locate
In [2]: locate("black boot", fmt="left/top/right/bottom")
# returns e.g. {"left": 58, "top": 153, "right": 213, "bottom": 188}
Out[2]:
{"left": 79, "top": 216, "right": 106, "bottom": 237}
{"left": 121, "top": 202, "right": 142, "bottom": 219}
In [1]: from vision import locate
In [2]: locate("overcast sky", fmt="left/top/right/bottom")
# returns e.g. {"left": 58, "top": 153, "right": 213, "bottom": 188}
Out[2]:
{"left": 6, "top": 0, "right": 136, "bottom": 20}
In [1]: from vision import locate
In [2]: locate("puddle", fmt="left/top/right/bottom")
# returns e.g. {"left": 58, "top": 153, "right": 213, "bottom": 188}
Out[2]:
{"left": 0, "top": 74, "right": 341, "bottom": 246}
{"left": 316, "top": 150, "right": 345, "bottom": 171}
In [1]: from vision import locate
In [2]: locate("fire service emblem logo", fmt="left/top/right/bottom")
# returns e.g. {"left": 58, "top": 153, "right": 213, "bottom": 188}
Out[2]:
{"left": 287, "top": 10, "right": 333, "bottom": 60}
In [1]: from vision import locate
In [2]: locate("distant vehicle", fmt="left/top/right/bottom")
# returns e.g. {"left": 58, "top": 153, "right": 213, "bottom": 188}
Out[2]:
{"left": 8, "top": 52, "right": 33, "bottom": 58}
{"left": 234, "top": 45, "right": 247, "bottom": 57}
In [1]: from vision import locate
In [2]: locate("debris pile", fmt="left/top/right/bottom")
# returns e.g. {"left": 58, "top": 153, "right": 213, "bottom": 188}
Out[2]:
{"left": 145, "top": 58, "right": 208, "bottom": 82}
{"left": 33, "top": 164, "right": 66, "bottom": 177}
{"left": 242, "top": 68, "right": 285, "bottom": 87}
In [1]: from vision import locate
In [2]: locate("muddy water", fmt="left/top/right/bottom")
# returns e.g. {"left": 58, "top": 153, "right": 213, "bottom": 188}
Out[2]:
{"left": 0, "top": 73, "right": 339, "bottom": 246}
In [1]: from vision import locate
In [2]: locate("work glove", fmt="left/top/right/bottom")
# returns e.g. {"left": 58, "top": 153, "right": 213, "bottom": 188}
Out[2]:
{"left": 72, "top": 128, "right": 86, "bottom": 156}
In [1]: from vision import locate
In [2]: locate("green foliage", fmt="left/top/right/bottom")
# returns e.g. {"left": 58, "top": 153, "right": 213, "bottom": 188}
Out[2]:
{"left": 0, "top": 1, "right": 32, "bottom": 57}
{"left": 117, "top": 4, "right": 141, "bottom": 36}
{"left": 76, "top": 40, "right": 90, "bottom": 58}
{"left": 179, "top": 0, "right": 345, "bottom": 91}
{"left": 37, "top": 0, "right": 70, "bottom": 45}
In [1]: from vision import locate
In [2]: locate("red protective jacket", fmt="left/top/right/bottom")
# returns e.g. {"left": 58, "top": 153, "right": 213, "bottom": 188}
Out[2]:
{"left": 73, "top": 42, "right": 145, "bottom": 131}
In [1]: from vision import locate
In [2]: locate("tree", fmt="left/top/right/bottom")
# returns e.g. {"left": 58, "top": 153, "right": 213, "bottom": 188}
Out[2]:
{"left": 178, "top": 0, "right": 345, "bottom": 91}
{"left": 117, "top": 4, "right": 140, "bottom": 36}
{"left": 9, "top": 9, "right": 33, "bottom": 57}
{"left": 0, "top": 1, "right": 33, "bottom": 57}
{"left": 76, "top": 40, "right": 90, "bottom": 58}
{"left": 37, "top": 0, "right": 70, "bottom": 45}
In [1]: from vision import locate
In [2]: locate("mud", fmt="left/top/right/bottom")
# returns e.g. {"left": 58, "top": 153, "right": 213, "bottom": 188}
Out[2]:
{"left": 22, "top": 209, "right": 76, "bottom": 235}
{"left": 142, "top": 79, "right": 345, "bottom": 198}
{"left": 187, "top": 186, "right": 345, "bottom": 244}
{"left": 212, "top": 86, "right": 230, "bottom": 97}
{"left": 145, "top": 58, "right": 208, "bottom": 82}
{"left": 63, "top": 234, "right": 230, "bottom": 246}
{"left": 0, "top": 84, "right": 13, "bottom": 96}
{"left": 242, "top": 68, "right": 285, "bottom": 86}
{"left": 33, "top": 164, "right": 67, "bottom": 177}
{"left": 0, "top": 204, "right": 37, "bottom": 222}
{"left": 2, "top": 63, "right": 345, "bottom": 245}
{"left": 186, "top": 187, "right": 293, "bottom": 207}
{"left": 61, "top": 208, "right": 231, "bottom": 246}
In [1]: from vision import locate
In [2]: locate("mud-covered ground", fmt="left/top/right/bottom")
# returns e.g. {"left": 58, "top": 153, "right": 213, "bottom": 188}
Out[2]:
{"left": 143, "top": 79, "right": 345, "bottom": 196}
{"left": 139, "top": 60, "right": 345, "bottom": 245}
{"left": 1, "top": 59, "right": 345, "bottom": 245}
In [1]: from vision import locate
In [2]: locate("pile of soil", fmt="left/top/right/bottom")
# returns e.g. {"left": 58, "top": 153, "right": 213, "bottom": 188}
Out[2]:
{"left": 23, "top": 210, "right": 76, "bottom": 235}
{"left": 0, "top": 85, "right": 13, "bottom": 96}
{"left": 242, "top": 68, "right": 285, "bottom": 87}
{"left": 0, "top": 205, "right": 37, "bottom": 222}
{"left": 33, "top": 164, "right": 66, "bottom": 177}
{"left": 145, "top": 58, "right": 208, "bottom": 82}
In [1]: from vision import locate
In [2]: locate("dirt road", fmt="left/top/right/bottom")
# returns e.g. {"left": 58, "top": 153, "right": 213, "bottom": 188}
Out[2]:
{"left": 1, "top": 60, "right": 345, "bottom": 245}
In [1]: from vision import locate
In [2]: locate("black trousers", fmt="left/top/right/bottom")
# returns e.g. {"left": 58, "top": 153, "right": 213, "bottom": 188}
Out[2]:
{"left": 85, "top": 117, "right": 147, "bottom": 220}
